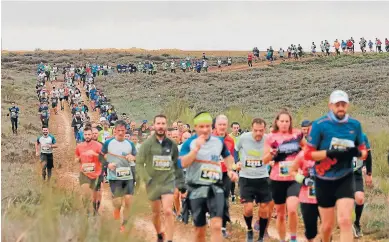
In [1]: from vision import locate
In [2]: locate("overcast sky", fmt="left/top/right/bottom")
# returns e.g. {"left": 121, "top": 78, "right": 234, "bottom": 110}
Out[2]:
{"left": 2, "top": 1, "right": 388, "bottom": 51}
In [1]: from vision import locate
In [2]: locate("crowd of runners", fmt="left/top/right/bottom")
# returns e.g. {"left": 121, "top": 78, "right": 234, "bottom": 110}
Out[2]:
{"left": 22, "top": 60, "right": 389, "bottom": 242}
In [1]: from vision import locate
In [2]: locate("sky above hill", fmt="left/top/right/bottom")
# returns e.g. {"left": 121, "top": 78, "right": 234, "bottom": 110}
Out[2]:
{"left": 2, "top": 1, "right": 388, "bottom": 51}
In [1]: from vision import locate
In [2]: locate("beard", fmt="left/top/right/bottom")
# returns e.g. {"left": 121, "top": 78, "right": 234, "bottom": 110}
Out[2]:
{"left": 155, "top": 129, "right": 166, "bottom": 137}
{"left": 85, "top": 138, "right": 92, "bottom": 142}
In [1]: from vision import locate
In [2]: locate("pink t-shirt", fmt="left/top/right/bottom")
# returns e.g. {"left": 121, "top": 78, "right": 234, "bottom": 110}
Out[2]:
{"left": 265, "top": 129, "right": 303, "bottom": 181}
{"left": 295, "top": 151, "right": 317, "bottom": 204}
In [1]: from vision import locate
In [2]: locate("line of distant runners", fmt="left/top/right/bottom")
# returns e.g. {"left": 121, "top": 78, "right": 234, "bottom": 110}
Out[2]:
{"left": 32, "top": 62, "right": 387, "bottom": 242}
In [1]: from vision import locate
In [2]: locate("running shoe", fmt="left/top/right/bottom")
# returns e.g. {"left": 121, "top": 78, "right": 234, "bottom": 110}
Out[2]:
{"left": 353, "top": 223, "right": 363, "bottom": 238}
{"left": 231, "top": 195, "right": 236, "bottom": 204}
{"left": 246, "top": 230, "right": 254, "bottom": 242}
{"left": 222, "top": 229, "right": 229, "bottom": 238}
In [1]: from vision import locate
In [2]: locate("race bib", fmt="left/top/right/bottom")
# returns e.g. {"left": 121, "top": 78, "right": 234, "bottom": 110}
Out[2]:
{"left": 245, "top": 156, "right": 263, "bottom": 168}
{"left": 308, "top": 183, "right": 316, "bottom": 199}
{"left": 11, "top": 111, "right": 17, "bottom": 118}
{"left": 76, "top": 124, "right": 81, "bottom": 129}
{"left": 152, "top": 155, "right": 171, "bottom": 171}
{"left": 116, "top": 167, "right": 132, "bottom": 179}
{"left": 329, "top": 137, "right": 355, "bottom": 150}
{"left": 279, "top": 161, "right": 292, "bottom": 177}
{"left": 82, "top": 163, "right": 95, "bottom": 173}
{"left": 199, "top": 163, "right": 222, "bottom": 183}
{"left": 353, "top": 157, "right": 364, "bottom": 171}
{"left": 41, "top": 144, "right": 51, "bottom": 152}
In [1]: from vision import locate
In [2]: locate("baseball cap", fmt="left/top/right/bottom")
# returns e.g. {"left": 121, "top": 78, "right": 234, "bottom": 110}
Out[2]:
{"left": 301, "top": 120, "right": 311, "bottom": 127}
{"left": 99, "top": 117, "right": 107, "bottom": 122}
{"left": 329, "top": 90, "right": 349, "bottom": 104}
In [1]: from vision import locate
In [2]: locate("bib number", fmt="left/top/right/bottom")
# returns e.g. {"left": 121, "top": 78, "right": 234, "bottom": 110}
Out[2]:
{"left": 353, "top": 157, "right": 363, "bottom": 171}
{"left": 11, "top": 111, "right": 17, "bottom": 118}
{"left": 245, "top": 156, "right": 263, "bottom": 168}
{"left": 116, "top": 167, "right": 132, "bottom": 179}
{"left": 42, "top": 145, "right": 51, "bottom": 151}
{"left": 82, "top": 163, "right": 95, "bottom": 173}
{"left": 308, "top": 183, "right": 316, "bottom": 198}
{"left": 279, "top": 161, "right": 292, "bottom": 177}
{"left": 199, "top": 163, "right": 221, "bottom": 183}
{"left": 152, "top": 155, "right": 171, "bottom": 171}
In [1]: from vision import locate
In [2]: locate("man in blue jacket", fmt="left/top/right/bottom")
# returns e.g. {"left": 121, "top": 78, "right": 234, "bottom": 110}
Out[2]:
{"left": 8, "top": 102, "right": 20, "bottom": 134}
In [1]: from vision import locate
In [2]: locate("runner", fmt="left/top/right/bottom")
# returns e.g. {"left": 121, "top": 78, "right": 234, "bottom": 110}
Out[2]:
{"left": 385, "top": 38, "right": 389, "bottom": 52}
{"left": 235, "top": 118, "right": 271, "bottom": 242}
{"left": 39, "top": 101, "right": 50, "bottom": 128}
{"left": 248, "top": 52, "right": 253, "bottom": 67}
{"left": 341, "top": 40, "right": 347, "bottom": 53}
{"left": 98, "top": 120, "right": 113, "bottom": 143}
{"left": 334, "top": 39, "right": 340, "bottom": 56}
{"left": 263, "top": 109, "right": 304, "bottom": 242}
{"left": 179, "top": 112, "right": 238, "bottom": 242}
{"left": 75, "top": 126, "right": 103, "bottom": 215}
{"left": 35, "top": 126, "right": 58, "bottom": 181}
{"left": 304, "top": 90, "right": 367, "bottom": 242}
{"left": 51, "top": 87, "right": 59, "bottom": 115}
{"left": 311, "top": 42, "right": 316, "bottom": 56}
{"left": 368, "top": 40, "right": 374, "bottom": 52}
{"left": 170, "top": 60, "right": 176, "bottom": 73}
{"left": 230, "top": 121, "right": 241, "bottom": 203}
{"left": 101, "top": 120, "right": 137, "bottom": 232}
{"left": 8, "top": 102, "right": 20, "bottom": 134}
{"left": 376, "top": 38, "right": 383, "bottom": 53}
{"left": 300, "top": 120, "right": 311, "bottom": 139}
{"left": 213, "top": 115, "right": 236, "bottom": 238}
{"left": 171, "top": 129, "right": 184, "bottom": 220}
{"left": 137, "top": 114, "right": 185, "bottom": 242}
{"left": 320, "top": 41, "right": 325, "bottom": 56}
{"left": 72, "top": 112, "right": 84, "bottom": 139}
{"left": 290, "top": 150, "right": 318, "bottom": 242}
{"left": 352, "top": 133, "right": 373, "bottom": 238}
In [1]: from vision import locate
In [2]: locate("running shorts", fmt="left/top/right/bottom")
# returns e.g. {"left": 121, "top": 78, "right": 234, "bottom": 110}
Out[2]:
{"left": 64, "top": 96, "right": 69, "bottom": 101}
{"left": 239, "top": 177, "right": 272, "bottom": 204}
{"left": 146, "top": 180, "right": 175, "bottom": 201}
{"left": 270, "top": 180, "right": 301, "bottom": 205}
{"left": 109, "top": 179, "right": 134, "bottom": 197}
{"left": 315, "top": 173, "right": 355, "bottom": 208}
{"left": 189, "top": 191, "right": 224, "bottom": 227}
{"left": 40, "top": 153, "right": 54, "bottom": 169}
{"left": 59, "top": 97, "right": 64, "bottom": 101}
{"left": 79, "top": 172, "right": 103, "bottom": 191}
{"left": 354, "top": 172, "right": 364, "bottom": 192}
{"left": 52, "top": 103, "right": 57, "bottom": 108}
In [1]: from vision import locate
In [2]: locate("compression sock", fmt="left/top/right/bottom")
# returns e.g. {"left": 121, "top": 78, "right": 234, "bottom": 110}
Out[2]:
{"left": 47, "top": 168, "right": 52, "bottom": 180}
{"left": 244, "top": 216, "right": 253, "bottom": 230}
{"left": 355, "top": 204, "right": 364, "bottom": 227}
{"left": 93, "top": 202, "right": 97, "bottom": 214}
{"left": 259, "top": 218, "right": 268, "bottom": 239}
{"left": 96, "top": 201, "right": 101, "bottom": 211}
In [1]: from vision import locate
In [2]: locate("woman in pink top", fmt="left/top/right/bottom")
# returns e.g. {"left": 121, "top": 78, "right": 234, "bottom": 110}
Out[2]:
{"left": 291, "top": 151, "right": 318, "bottom": 242}
{"left": 263, "top": 109, "right": 304, "bottom": 242}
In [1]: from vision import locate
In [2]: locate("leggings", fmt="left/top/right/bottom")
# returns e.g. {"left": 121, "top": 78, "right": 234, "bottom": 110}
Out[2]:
{"left": 222, "top": 172, "right": 232, "bottom": 227}
{"left": 301, "top": 203, "right": 320, "bottom": 240}
{"left": 11, "top": 118, "right": 18, "bottom": 132}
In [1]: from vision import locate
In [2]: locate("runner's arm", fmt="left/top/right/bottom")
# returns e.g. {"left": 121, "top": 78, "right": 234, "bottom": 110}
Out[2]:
{"left": 179, "top": 139, "right": 198, "bottom": 168}
{"left": 172, "top": 144, "right": 185, "bottom": 191}
{"left": 35, "top": 138, "right": 40, "bottom": 154}
{"left": 136, "top": 142, "right": 152, "bottom": 185}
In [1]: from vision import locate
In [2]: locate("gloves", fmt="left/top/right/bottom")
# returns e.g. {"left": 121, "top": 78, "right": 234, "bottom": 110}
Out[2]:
{"left": 273, "top": 149, "right": 288, "bottom": 162}
{"left": 327, "top": 147, "right": 361, "bottom": 160}
{"left": 295, "top": 174, "right": 314, "bottom": 186}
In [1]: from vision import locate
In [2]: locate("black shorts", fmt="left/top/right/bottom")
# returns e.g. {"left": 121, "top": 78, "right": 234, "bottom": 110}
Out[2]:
{"left": 52, "top": 103, "right": 57, "bottom": 108}
{"left": 239, "top": 177, "right": 272, "bottom": 204}
{"left": 315, "top": 173, "right": 355, "bottom": 208}
{"left": 189, "top": 191, "right": 225, "bottom": 227}
{"left": 354, "top": 172, "right": 364, "bottom": 192}
{"left": 59, "top": 97, "right": 64, "bottom": 101}
{"left": 270, "top": 180, "right": 301, "bottom": 205}
{"left": 79, "top": 172, "right": 103, "bottom": 191}
{"left": 40, "top": 153, "right": 54, "bottom": 169}
{"left": 64, "top": 96, "right": 68, "bottom": 101}
{"left": 109, "top": 179, "right": 135, "bottom": 197}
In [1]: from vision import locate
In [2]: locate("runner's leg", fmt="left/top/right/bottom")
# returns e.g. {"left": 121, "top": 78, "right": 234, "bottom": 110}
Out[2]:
{"left": 319, "top": 207, "right": 335, "bottom": 242}
{"left": 80, "top": 183, "right": 93, "bottom": 214}
{"left": 41, "top": 161, "right": 47, "bottom": 180}
{"left": 210, "top": 217, "right": 223, "bottom": 242}
{"left": 286, "top": 196, "right": 299, "bottom": 241}
{"left": 301, "top": 203, "right": 319, "bottom": 242}
{"left": 161, "top": 194, "right": 175, "bottom": 241}
{"left": 151, "top": 200, "right": 163, "bottom": 239}
{"left": 275, "top": 204, "right": 287, "bottom": 240}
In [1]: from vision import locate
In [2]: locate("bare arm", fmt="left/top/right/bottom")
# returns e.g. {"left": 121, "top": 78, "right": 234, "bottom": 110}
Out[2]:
{"left": 223, "top": 155, "right": 234, "bottom": 172}
{"left": 180, "top": 148, "right": 199, "bottom": 168}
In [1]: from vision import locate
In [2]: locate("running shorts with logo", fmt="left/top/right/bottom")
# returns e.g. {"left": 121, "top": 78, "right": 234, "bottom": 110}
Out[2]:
{"left": 307, "top": 114, "right": 365, "bottom": 208}
{"left": 179, "top": 134, "right": 230, "bottom": 227}
{"left": 265, "top": 129, "right": 303, "bottom": 205}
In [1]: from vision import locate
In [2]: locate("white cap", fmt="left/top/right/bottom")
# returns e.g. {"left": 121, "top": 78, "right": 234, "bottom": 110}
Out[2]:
{"left": 329, "top": 90, "right": 349, "bottom": 104}
{"left": 99, "top": 117, "right": 107, "bottom": 122}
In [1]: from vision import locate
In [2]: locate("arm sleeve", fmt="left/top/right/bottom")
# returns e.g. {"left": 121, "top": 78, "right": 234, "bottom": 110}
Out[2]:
{"left": 51, "top": 135, "right": 57, "bottom": 144}
{"left": 136, "top": 142, "right": 152, "bottom": 184}
{"left": 36, "top": 137, "right": 40, "bottom": 144}
{"left": 356, "top": 123, "right": 366, "bottom": 150}
{"left": 179, "top": 139, "right": 191, "bottom": 157}
{"left": 365, "top": 150, "right": 372, "bottom": 174}
{"left": 130, "top": 141, "right": 137, "bottom": 156}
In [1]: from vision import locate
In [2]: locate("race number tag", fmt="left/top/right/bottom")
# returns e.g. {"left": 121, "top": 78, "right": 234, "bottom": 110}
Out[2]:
{"left": 82, "top": 163, "right": 95, "bottom": 173}
{"left": 42, "top": 145, "right": 51, "bottom": 152}
{"left": 308, "top": 183, "right": 316, "bottom": 199}
{"left": 152, "top": 155, "right": 171, "bottom": 171}
{"left": 245, "top": 156, "right": 263, "bottom": 168}
{"left": 199, "top": 163, "right": 222, "bottom": 183}
{"left": 353, "top": 157, "right": 364, "bottom": 171}
{"left": 115, "top": 167, "right": 132, "bottom": 179}
{"left": 11, "top": 111, "right": 17, "bottom": 118}
{"left": 329, "top": 137, "right": 354, "bottom": 150}
{"left": 279, "top": 161, "right": 292, "bottom": 177}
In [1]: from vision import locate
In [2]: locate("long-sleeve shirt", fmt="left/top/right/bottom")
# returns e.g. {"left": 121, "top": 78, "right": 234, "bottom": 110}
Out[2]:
{"left": 136, "top": 134, "right": 184, "bottom": 189}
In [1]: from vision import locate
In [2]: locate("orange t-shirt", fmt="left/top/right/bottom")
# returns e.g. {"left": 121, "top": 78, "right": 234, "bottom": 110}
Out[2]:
{"left": 75, "top": 140, "right": 103, "bottom": 179}
{"left": 334, "top": 42, "right": 340, "bottom": 49}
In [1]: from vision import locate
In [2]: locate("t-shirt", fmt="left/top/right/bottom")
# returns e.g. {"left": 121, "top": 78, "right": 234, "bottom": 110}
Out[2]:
{"left": 9, "top": 106, "right": 19, "bottom": 118}
{"left": 37, "top": 134, "right": 56, "bottom": 154}
{"left": 353, "top": 133, "right": 371, "bottom": 173}
{"left": 265, "top": 129, "right": 303, "bottom": 181}
{"left": 75, "top": 141, "right": 103, "bottom": 179}
{"left": 307, "top": 112, "right": 365, "bottom": 180}
{"left": 295, "top": 151, "right": 317, "bottom": 204}
{"left": 101, "top": 138, "right": 137, "bottom": 180}
{"left": 236, "top": 132, "right": 268, "bottom": 179}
